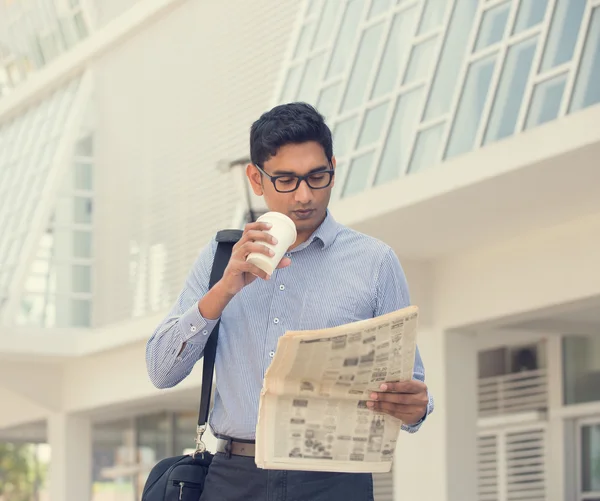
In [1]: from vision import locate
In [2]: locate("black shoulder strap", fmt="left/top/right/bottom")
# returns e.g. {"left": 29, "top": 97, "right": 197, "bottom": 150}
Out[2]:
{"left": 198, "top": 229, "right": 243, "bottom": 427}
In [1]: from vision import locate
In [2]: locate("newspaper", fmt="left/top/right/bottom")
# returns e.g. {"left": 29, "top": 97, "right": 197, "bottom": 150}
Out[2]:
{"left": 255, "top": 305, "right": 419, "bottom": 473}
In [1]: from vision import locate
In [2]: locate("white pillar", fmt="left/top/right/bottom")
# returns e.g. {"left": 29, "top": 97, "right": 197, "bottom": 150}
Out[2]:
{"left": 393, "top": 327, "right": 477, "bottom": 501}
{"left": 47, "top": 413, "right": 92, "bottom": 501}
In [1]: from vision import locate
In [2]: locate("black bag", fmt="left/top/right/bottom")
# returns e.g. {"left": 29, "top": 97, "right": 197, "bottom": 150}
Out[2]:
{"left": 141, "top": 229, "right": 242, "bottom": 501}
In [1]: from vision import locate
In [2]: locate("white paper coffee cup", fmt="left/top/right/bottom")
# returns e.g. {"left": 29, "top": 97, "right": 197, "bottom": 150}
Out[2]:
{"left": 246, "top": 211, "right": 297, "bottom": 276}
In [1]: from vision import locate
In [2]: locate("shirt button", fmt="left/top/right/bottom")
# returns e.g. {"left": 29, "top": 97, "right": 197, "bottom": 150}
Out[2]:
{"left": 274, "top": 318, "right": 279, "bottom": 324}
{"left": 202, "top": 330, "right": 208, "bottom": 335}
{"left": 269, "top": 351, "right": 275, "bottom": 358}
{"left": 286, "top": 253, "right": 291, "bottom": 258}
{"left": 279, "top": 284, "right": 285, "bottom": 291}
{"left": 190, "top": 326, "right": 197, "bottom": 333}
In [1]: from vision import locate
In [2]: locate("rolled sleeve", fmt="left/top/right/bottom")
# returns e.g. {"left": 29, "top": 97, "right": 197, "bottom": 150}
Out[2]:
{"left": 178, "top": 302, "right": 221, "bottom": 345}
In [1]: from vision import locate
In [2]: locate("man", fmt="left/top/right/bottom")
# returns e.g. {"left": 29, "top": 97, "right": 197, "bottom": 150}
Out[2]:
{"left": 146, "top": 102, "right": 433, "bottom": 500}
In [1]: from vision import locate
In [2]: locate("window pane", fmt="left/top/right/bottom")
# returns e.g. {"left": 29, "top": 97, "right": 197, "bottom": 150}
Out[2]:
{"left": 475, "top": 2, "right": 510, "bottom": 51}
{"left": 371, "top": 7, "right": 419, "bottom": 99}
{"left": 445, "top": 54, "right": 496, "bottom": 159}
{"left": 342, "top": 151, "right": 375, "bottom": 197}
{"left": 375, "top": 87, "right": 424, "bottom": 185}
{"left": 73, "top": 231, "right": 92, "bottom": 258}
{"left": 71, "top": 299, "right": 91, "bottom": 326}
{"left": 72, "top": 264, "right": 91, "bottom": 293}
{"left": 541, "top": 0, "right": 587, "bottom": 70}
{"left": 563, "top": 335, "right": 600, "bottom": 405}
{"left": 333, "top": 116, "right": 359, "bottom": 157}
{"left": 484, "top": 37, "right": 538, "bottom": 144}
{"left": 408, "top": 123, "right": 444, "bottom": 174}
{"left": 525, "top": 74, "right": 566, "bottom": 129}
{"left": 280, "top": 64, "right": 303, "bottom": 103}
{"left": 312, "top": 0, "right": 339, "bottom": 49}
{"left": 569, "top": 7, "right": 600, "bottom": 113}
{"left": 297, "top": 53, "right": 325, "bottom": 104}
{"left": 418, "top": 0, "right": 449, "bottom": 35}
{"left": 295, "top": 22, "right": 317, "bottom": 59}
{"left": 75, "top": 135, "right": 93, "bottom": 156}
{"left": 581, "top": 424, "right": 600, "bottom": 493}
{"left": 326, "top": 0, "right": 364, "bottom": 79}
{"left": 513, "top": 0, "right": 548, "bottom": 34}
{"left": 357, "top": 101, "right": 389, "bottom": 148}
{"left": 341, "top": 22, "right": 385, "bottom": 112}
{"left": 75, "top": 161, "right": 92, "bottom": 190}
{"left": 368, "top": 0, "right": 392, "bottom": 19}
{"left": 74, "top": 197, "right": 92, "bottom": 224}
{"left": 403, "top": 37, "right": 437, "bottom": 85}
{"left": 332, "top": 161, "right": 346, "bottom": 200}
{"left": 317, "top": 82, "right": 342, "bottom": 119}
{"left": 424, "top": 1, "right": 478, "bottom": 119}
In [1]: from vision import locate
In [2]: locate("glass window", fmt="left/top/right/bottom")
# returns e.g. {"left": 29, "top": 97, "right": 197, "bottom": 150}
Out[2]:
{"left": 342, "top": 151, "right": 376, "bottom": 197}
{"left": 375, "top": 87, "right": 424, "bottom": 185}
{"left": 357, "top": 101, "right": 389, "bottom": 148}
{"left": 563, "top": 335, "right": 600, "bottom": 405}
{"left": 445, "top": 54, "right": 497, "bottom": 159}
{"left": 312, "top": 0, "right": 338, "bottom": 49}
{"left": 74, "top": 197, "right": 93, "bottom": 224}
{"left": 484, "top": 37, "right": 538, "bottom": 144}
{"left": 297, "top": 53, "right": 326, "bottom": 104}
{"left": 72, "top": 264, "right": 91, "bottom": 293}
{"left": 541, "top": 0, "right": 587, "bottom": 71}
{"left": 341, "top": 22, "right": 385, "bottom": 112}
{"left": 294, "top": 22, "right": 317, "bottom": 59}
{"left": 418, "top": 0, "right": 449, "bottom": 35}
{"left": 326, "top": 0, "right": 364, "bottom": 79}
{"left": 581, "top": 423, "right": 600, "bottom": 495}
{"left": 475, "top": 2, "right": 510, "bottom": 52}
{"left": 368, "top": 0, "right": 392, "bottom": 19}
{"left": 333, "top": 116, "right": 359, "bottom": 157}
{"left": 513, "top": 0, "right": 547, "bottom": 34}
{"left": 71, "top": 299, "right": 91, "bottom": 326}
{"left": 408, "top": 123, "right": 444, "bottom": 174}
{"left": 569, "top": 7, "right": 600, "bottom": 113}
{"left": 75, "top": 161, "right": 93, "bottom": 190}
{"left": 280, "top": 64, "right": 303, "bottom": 103}
{"left": 73, "top": 230, "right": 92, "bottom": 258}
{"left": 75, "top": 135, "right": 93, "bottom": 156}
{"left": 403, "top": 36, "right": 438, "bottom": 85}
{"left": 371, "top": 6, "right": 419, "bottom": 99}
{"left": 525, "top": 74, "right": 567, "bottom": 129}
{"left": 317, "top": 82, "right": 341, "bottom": 119}
{"left": 424, "top": 1, "right": 478, "bottom": 120}
{"left": 332, "top": 161, "right": 346, "bottom": 199}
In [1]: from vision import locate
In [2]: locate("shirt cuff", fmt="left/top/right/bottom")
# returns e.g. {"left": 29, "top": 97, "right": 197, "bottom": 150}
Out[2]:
{"left": 177, "top": 302, "right": 220, "bottom": 345}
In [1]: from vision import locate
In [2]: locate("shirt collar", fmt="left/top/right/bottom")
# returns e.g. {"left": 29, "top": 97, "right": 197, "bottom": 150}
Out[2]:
{"left": 292, "top": 209, "right": 341, "bottom": 252}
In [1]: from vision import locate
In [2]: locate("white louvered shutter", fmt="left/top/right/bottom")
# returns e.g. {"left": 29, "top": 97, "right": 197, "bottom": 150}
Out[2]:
{"left": 478, "top": 425, "right": 546, "bottom": 501}
{"left": 373, "top": 470, "right": 394, "bottom": 501}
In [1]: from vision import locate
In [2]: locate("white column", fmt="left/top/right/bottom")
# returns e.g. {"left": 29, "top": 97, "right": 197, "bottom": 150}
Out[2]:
{"left": 47, "top": 413, "right": 92, "bottom": 501}
{"left": 393, "top": 327, "right": 477, "bottom": 501}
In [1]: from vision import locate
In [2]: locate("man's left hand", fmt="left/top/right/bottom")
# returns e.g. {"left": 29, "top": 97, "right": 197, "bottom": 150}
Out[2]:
{"left": 366, "top": 380, "right": 429, "bottom": 425}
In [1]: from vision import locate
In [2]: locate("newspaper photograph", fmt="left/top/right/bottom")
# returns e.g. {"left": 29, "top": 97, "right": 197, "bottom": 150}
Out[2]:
{"left": 255, "top": 305, "right": 419, "bottom": 473}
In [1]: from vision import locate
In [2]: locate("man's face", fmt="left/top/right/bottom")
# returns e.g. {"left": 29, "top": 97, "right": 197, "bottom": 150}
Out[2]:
{"left": 247, "top": 141, "right": 336, "bottom": 236}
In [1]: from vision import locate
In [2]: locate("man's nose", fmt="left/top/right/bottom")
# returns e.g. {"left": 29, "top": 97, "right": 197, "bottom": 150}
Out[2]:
{"left": 294, "top": 180, "right": 313, "bottom": 204}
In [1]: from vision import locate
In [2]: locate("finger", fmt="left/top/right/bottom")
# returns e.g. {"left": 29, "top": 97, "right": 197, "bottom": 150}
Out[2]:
{"left": 275, "top": 257, "right": 292, "bottom": 269}
{"left": 369, "top": 391, "right": 424, "bottom": 406}
{"left": 367, "top": 401, "right": 421, "bottom": 421}
{"left": 241, "top": 229, "right": 278, "bottom": 245}
{"left": 243, "top": 221, "right": 273, "bottom": 233}
{"left": 236, "top": 242, "right": 275, "bottom": 259}
{"left": 378, "top": 380, "right": 426, "bottom": 394}
{"left": 240, "top": 262, "right": 270, "bottom": 281}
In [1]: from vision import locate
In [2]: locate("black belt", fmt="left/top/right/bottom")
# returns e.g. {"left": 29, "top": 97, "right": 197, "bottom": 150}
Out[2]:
{"left": 215, "top": 435, "right": 256, "bottom": 457}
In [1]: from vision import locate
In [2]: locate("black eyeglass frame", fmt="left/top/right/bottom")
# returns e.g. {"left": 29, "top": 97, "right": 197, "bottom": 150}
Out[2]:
{"left": 253, "top": 163, "right": 335, "bottom": 193}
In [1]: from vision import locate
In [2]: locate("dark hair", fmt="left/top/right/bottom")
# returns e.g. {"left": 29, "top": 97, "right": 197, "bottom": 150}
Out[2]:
{"left": 249, "top": 102, "right": 333, "bottom": 167}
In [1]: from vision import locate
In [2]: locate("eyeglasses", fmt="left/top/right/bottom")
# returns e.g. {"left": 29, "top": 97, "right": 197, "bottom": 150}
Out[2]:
{"left": 254, "top": 164, "right": 335, "bottom": 193}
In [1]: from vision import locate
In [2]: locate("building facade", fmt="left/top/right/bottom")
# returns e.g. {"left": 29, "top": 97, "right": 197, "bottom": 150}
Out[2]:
{"left": 0, "top": 0, "right": 599, "bottom": 500}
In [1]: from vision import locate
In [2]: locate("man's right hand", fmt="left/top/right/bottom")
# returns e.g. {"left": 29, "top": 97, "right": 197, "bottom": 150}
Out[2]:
{"left": 219, "top": 221, "right": 292, "bottom": 296}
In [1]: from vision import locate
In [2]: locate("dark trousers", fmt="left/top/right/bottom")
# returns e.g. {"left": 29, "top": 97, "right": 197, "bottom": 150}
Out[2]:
{"left": 198, "top": 452, "right": 374, "bottom": 501}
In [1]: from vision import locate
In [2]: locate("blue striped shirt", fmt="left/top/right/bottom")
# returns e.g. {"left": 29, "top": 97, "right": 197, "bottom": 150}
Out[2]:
{"left": 146, "top": 211, "right": 433, "bottom": 439}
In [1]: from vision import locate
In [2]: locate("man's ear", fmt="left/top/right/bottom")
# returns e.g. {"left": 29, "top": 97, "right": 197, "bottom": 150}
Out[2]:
{"left": 246, "top": 163, "right": 264, "bottom": 196}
